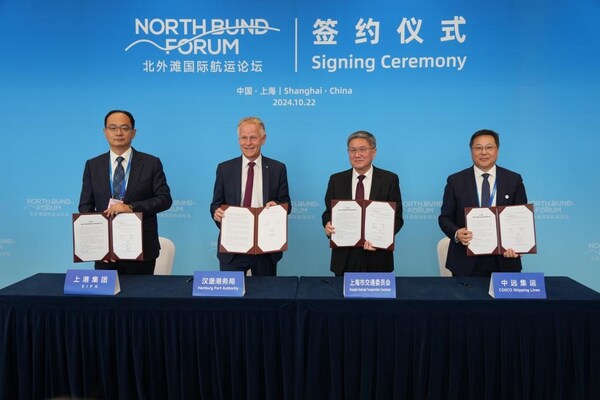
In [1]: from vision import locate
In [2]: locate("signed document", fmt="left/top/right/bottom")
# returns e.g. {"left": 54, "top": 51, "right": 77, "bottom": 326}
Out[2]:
{"left": 497, "top": 205, "right": 536, "bottom": 253}
{"left": 465, "top": 204, "right": 537, "bottom": 256}
{"left": 111, "top": 213, "right": 144, "bottom": 260}
{"left": 219, "top": 203, "right": 289, "bottom": 254}
{"left": 331, "top": 200, "right": 362, "bottom": 247}
{"left": 256, "top": 204, "right": 288, "bottom": 253}
{"left": 330, "top": 199, "right": 396, "bottom": 250}
{"left": 220, "top": 206, "right": 255, "bottom": 254}
{"left": 465, "top": 207, "right": 499, "bottom": 255}
{"left": 73, "top": 212, "right": 143, "bottom": 262}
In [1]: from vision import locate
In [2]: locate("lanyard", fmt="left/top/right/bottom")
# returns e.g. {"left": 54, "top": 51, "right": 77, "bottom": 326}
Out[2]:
{"left": 109, "top": 154, "right": 132, "bottom": 200}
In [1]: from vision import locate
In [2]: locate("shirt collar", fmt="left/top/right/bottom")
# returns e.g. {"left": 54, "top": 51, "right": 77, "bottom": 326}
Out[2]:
{"left": 353, "top": 165, "right": 373, "bottom": 181}
{"left": 111, "top": 147, "right": 132, "bottom": 164}
{"left": 473, "top": 164, "right": 496, "bottom": 178}
{"left": 243, "top": 154, "right": 262, "bottom": 168}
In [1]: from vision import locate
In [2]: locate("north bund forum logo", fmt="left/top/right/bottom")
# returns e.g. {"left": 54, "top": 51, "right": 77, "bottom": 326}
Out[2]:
{"left": 125, "top": 18, "right": 280, "bottom": 55}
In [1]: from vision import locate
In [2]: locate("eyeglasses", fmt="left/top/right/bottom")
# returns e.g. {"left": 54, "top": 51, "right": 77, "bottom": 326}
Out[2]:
{"left": 348, "top": 147, "right": 374, "bottom": 155}
{"left": 105, "top": 125, "right": 132, "bottom": 134}
{"left": 471, "top": 145, "right": 497, "bottom": 153}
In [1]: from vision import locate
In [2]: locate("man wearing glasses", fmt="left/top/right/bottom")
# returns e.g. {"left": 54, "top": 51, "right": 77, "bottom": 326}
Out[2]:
{"left": 78, "top": 110, "right": 172, "bottom": 274}
{"left": 322, "top": 130, "right": 404, "bottom": 276}
{"left": 439, "top": 129, "right": 528, "bottom": 277}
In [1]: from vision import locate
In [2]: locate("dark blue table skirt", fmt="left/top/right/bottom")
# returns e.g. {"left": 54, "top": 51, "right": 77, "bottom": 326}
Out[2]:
{"left": 295, "top": 277, "right": 600, "bottom": 400}
{"left": 2, "top": 274, "right": 599, "bottom": 400}
{"left": 0, "top": 274, "right": 298, "bottom": 400}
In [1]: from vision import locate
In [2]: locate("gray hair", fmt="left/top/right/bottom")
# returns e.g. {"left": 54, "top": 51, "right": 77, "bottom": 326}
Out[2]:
{"left": 347, "top": 130, "right": 376, "bottom": 148}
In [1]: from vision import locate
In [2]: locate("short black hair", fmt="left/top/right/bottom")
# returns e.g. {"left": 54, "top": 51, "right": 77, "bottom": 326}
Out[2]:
{"left": 104, "top": 110, "right": 135, "bottom": 129}
{"left": 470, "top": 129, "right": 499, "bottom": 148}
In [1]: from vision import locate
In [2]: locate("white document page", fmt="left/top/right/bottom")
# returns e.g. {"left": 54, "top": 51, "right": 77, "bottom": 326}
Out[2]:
{"left": 73, "top": 214, "right": 109, "bottom": 261}
{"left": 221, "top": 207, "right": 255, "bottom": 253}
{"left": 499, "top": 205, "right": 536, "bottom": 253}
{"left": 257, "top": 204, "right": 287, "bottom": 252}
{"left": 364, "top": 201, "right": 395, "bottom": 249}
{"left": 112, "top": 213, "right": 143, "bottom": 260}
{"left": 331, "top": 200, "right": 362, "bottom": 247}
{"left": 466, "top": 207, "right": 499, "bottom": 255}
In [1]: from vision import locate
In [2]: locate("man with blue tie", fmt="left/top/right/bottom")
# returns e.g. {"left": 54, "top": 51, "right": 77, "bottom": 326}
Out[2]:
{"left": 439, "top": 129, "right": 528, "bottom": 277}
{"left": 79, "top": 110, "right": 172, "bottom": 274}
{"left": 210, "top": 117, "right": 291, "bottom": 276}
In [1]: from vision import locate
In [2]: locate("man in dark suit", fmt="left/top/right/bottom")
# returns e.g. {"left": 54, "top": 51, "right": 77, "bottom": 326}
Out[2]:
{"left": 439, "top": 129, "right": 528, "bottom": 277}
{"left": 210, "top": 117, "right": 291, "bottom": 276}
{"left": 79, "top": 110, "right": 172, "bottom": 274}
{"left": 322, "top": 131, "right": 404, "bottom": 276}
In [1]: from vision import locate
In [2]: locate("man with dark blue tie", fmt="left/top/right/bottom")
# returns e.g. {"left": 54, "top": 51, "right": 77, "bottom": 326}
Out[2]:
{"left": 210, "top": 117, "right": 291, "bottom": 276}
{"left": 79, "top": 110, "right": 172, "bottom": 274}
{"left": 439, "top": 129, "right": 528, "bottom": 277}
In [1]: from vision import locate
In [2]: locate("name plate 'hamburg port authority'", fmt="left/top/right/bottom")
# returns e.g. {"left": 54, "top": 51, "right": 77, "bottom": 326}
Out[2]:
{"left": 192, "top": 271, "right": 245, "bottom": 297}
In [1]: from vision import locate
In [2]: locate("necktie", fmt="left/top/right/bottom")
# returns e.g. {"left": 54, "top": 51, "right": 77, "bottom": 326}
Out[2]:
{"left": 113, "top": 156, "right": 125, "bottom": 199}
{"left": 481, "top": 173, "right": 490, "bottom": 207}
{"left": 355, "top": 175, "right": 366, "bottom": 200}
{"left": 243, "top": 161, "right": 255, "bottom": 207}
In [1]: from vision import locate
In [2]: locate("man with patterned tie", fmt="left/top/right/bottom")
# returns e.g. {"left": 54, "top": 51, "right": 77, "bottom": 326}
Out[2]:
{"left": 439, "top": 129, "right": 528, "bottom": 277}
{"left": 79, "top": 110, "right": 172, "bottom": 274}
{"left": 210, "top": 117, "right": 291, "bottom": 276}
{"left": 322, "top": 131, "right": 404, "bottom": 276}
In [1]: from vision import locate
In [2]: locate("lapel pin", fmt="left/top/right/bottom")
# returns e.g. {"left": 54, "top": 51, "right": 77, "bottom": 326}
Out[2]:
{"left": 505, "top": 195, "right": 509, "bottom": 199}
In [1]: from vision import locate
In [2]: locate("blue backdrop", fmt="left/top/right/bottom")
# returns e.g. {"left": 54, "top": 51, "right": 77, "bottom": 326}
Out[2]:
{"left": 1, "top": 0, "right": 599, "bottom": 291}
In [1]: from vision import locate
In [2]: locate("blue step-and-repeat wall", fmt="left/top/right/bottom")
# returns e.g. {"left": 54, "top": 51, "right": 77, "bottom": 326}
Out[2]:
{"left": 1, "top": 0, "right": 599, "bottom": 290}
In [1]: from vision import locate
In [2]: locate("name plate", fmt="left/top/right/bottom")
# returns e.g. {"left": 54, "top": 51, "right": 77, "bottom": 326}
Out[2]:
{"left": 192, "top": 271, "right": 245, "bottom": 297}
{"left": 489, "top": 272, "right": 546, "bottom": 299}
{"left": 64, "top": 269, "right": 120, "bottom": 295}
{"left": 343, "top": 272, "right": 396, "bottom": 298}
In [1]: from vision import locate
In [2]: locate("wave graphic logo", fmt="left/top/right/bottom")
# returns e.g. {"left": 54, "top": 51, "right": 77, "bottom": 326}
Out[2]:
{"left": 585, "top": 242, "right": 600, "bottom": 261}
{"left": 125, "top": 18, "right": 280, "bottom": 55}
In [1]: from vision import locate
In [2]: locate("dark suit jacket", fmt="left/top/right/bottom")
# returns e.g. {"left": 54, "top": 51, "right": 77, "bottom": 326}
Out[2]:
{"left": 322, "top": 166, "right": 404, "bottom": 275}
{"left": 438, "top": 165, "right": 527, "bottom": 276}
{"left": 210, "top": 155, "right": 291, "bottom": 265}
{"left": 78, "top": 148, "right": 172, "bottom": 260}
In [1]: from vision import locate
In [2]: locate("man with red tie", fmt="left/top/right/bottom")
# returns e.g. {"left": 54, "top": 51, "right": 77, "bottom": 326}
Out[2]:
{"left": 322, "top": 131, "right": 404, "bottom": 276}
{"left": 210, "top": 117, "right": 291, "bottom": 276}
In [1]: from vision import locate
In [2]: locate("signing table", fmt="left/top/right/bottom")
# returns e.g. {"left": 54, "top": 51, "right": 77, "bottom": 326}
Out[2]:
{"left": 295, "top": 277, "right": 600, "bottom": 400}
{"left": 0, "top": 273, "right": 298, "bottom": 400}
{"left": 1, "top": 274, "right": 599, "bottom": 400}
